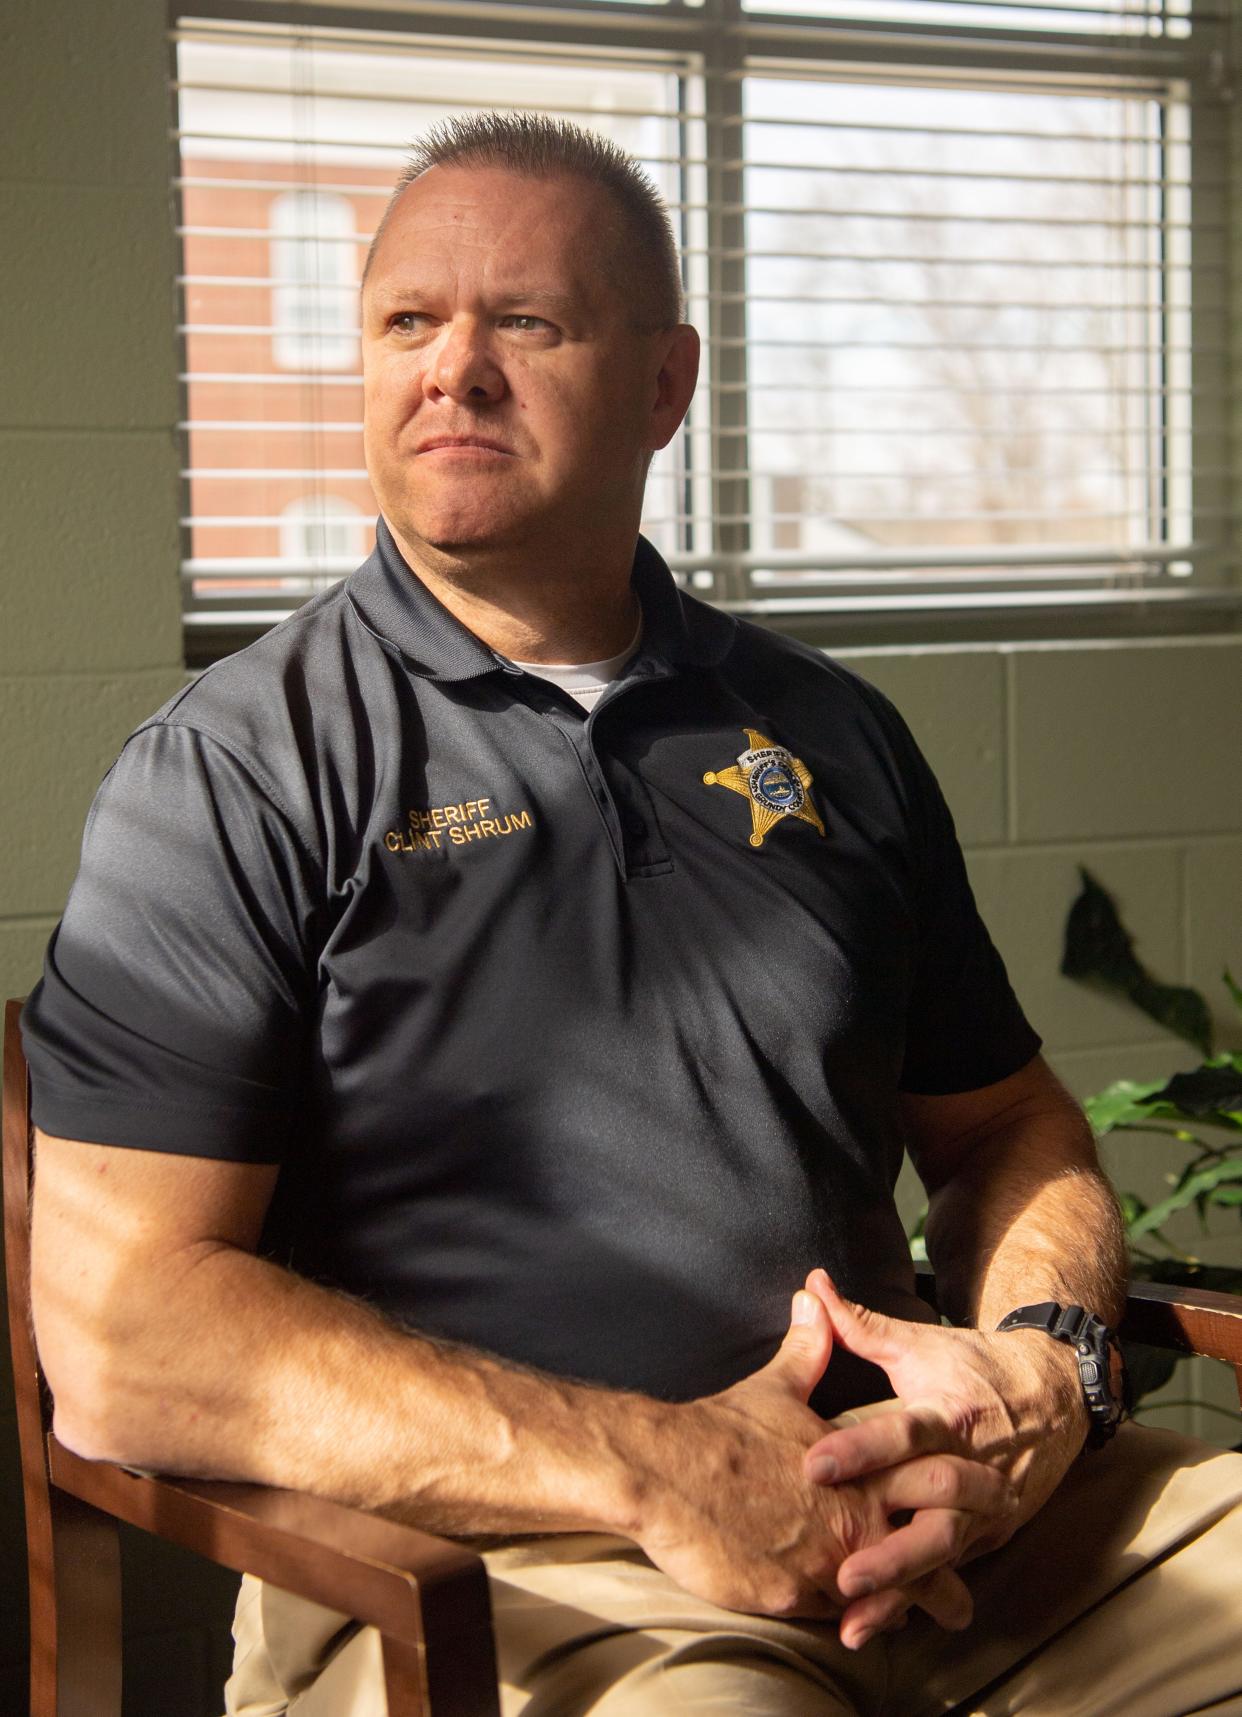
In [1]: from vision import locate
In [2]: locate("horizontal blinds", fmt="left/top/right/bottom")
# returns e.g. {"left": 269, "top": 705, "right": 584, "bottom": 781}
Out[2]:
{"left": 737, "top": 72, "right": 1193, "bottom": 586}
{"left": 740, "top": 0, "right": 1200, "bottom": 33}
{"left": 175, "top": 22, "right": 700, "bottom": 598}
{"left": 172, "top": 4, "right": 1214, "bottom": 614}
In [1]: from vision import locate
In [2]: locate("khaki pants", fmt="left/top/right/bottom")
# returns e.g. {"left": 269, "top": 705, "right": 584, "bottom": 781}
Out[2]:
{"left": 225, "top": 1424, "right": 1242, "bottom": 1717}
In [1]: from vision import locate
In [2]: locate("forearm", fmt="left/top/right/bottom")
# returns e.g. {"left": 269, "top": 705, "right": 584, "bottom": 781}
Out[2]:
{"left": 923, "top": 1087, "right": 1127, "bottom": 1333}
{"left": 30, "top": 1133, "right": 1017, "bottom": 1630}
{"left": 44, "top": 1236, "right": 956, "bottom": 1622}
{"left": 44, "top": 1239, "right": 655, "bottom": 1538}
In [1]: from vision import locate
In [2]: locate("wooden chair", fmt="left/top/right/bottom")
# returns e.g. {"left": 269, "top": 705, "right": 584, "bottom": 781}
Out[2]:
{"left": 4, "top": 1000, "right": 500, "bottom": 1717}
{"left": 6, "top": 997, "right": 1242, "bottom": 1716}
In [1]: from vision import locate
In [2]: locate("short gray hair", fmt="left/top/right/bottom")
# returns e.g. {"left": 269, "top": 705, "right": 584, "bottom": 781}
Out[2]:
{"left": 363, "top": 112, "right": 684, "bottom": 330}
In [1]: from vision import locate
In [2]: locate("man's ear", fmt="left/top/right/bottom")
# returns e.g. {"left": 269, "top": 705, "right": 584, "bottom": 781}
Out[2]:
{"left": 648, "top": 324, "right": 701, "bottom": 450}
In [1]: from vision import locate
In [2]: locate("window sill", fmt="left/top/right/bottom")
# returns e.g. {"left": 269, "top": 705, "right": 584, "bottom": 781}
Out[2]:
{"left": 184, "top": 584, "right": 1242, "bottom": 668}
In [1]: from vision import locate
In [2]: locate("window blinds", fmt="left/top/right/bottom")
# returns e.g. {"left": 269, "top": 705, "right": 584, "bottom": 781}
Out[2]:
{"left": 172, "top": 1, "right": 1226, "bottom": 626}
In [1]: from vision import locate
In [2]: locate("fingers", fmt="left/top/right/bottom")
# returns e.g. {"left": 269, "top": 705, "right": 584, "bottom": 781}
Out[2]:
{"left": 832, "top": 1453, "right": 1018, "bottom": 1603}
{"left": 838, "top": 1564, "right": 973, "bottom": 1650}
{"left": 804, "top": 1268, "right": 907, "bottom": 1371}
{"left": 838, "top": 1583, "right": 911, "bottom": 1649}
{"left": 838, "top": 1505, "right": 978, "bottom": 1599}
{"left": 824, "top": 1455, "right": 1004, "bottom": 1645}
{"left": 913, "top": 1565, "right": 974, "bottom": 1631}
{"left": 877, "top": 1453, "right": 1016, "bottom": 1520}
{"left": 805, "top": 1404, "right": 950, "bottom": 1484}
{"left": 757, "top": 1287, "right": 834, "bottom": 1404}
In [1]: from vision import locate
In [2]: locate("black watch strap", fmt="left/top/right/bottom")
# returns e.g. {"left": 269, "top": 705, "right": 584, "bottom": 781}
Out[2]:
{"left": 996, "top": 1301, "right": 1129, "bottom": 1448}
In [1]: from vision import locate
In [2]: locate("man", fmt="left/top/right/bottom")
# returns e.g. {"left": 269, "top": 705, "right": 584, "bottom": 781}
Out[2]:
{"left": 23, "top": 115, "right": 1242, "bottom": 1716}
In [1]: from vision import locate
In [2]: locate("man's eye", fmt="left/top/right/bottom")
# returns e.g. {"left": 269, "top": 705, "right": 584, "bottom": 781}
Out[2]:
{"left": 501, "top": 315, "right": 550, "bottom": 334}
{"left": 389, "top": 312, "right": 430, "bottom": 334}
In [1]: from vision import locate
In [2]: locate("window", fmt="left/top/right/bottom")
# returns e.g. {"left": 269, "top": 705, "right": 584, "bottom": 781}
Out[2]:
{"left": 172, "top": 1, "right": 1232, "bottom": 652}
{"left": 742, "top": 76, "right": 1191, "bottom": 577}
{"left": 282, "top": 492, "right": 367, "bottom": 562}
{"left": 269, "top": 190, "right": 358, "bottom": 371}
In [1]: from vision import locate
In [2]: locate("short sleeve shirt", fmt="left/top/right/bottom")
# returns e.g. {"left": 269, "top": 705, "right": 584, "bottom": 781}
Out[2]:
{"left": 23, "top": 525, "right": 1040, "bottom": 1413}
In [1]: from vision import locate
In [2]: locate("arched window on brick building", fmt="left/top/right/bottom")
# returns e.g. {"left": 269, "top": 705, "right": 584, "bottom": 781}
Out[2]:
{"left": 270, "top": 189, "right": 358, "bottom": 372}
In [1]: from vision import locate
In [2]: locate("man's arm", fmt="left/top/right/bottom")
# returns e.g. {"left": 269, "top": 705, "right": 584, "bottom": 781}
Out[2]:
{"left": 914, "top": 1050, "right": 1126, "bottom": 1335}
{"left": 801, "top": 1053, "right": 1128, "bottom": 1644}
{"left": 32, "top": 1129, "right": 1000, "bottom": 1625}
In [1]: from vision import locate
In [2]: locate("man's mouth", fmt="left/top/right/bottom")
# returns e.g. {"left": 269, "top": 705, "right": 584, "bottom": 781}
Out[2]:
{"left": 415, "top": 436, "right": 514, "bottom": 456}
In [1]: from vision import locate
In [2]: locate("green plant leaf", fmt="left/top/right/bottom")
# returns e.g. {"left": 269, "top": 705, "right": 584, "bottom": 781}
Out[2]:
{"left": 1117, "top": 1190, "right": 1147, "bottom": 1227}
{"left": 1143, "top": 1062, "right": 1242, "bottom": 1121}
{"left": 1084, "top": 1079, "right": 1174, "bottom": 1136}
{"left": 1127, "top": 1159, "right": 1242, "bottom": 1240}
{"left": 1061, "top": 870, "right": 1213, "bottom": 1055}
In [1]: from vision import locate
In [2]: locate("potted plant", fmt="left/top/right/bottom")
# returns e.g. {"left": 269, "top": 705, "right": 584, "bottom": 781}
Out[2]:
{"left": 910, "top": 869, "right": 1241, "bottom": 1424}
{"left": 1061, "top": 868, "right": 1242, "bottom": 1297}
{"left": 1060, "top": 870, "right": 1242, "bottom": 1417}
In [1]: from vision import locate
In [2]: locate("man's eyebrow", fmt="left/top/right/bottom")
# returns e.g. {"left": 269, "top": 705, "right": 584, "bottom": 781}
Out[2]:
{"left": 364, "top": 282, "right": 585, "bottom": 320}
{"left": 492, "top": 289, "right": 582, "bottom": 319}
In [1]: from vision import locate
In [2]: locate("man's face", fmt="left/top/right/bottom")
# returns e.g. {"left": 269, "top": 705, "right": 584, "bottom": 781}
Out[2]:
{"left": 361, "top": 165, "right": 694, "bottom": 560}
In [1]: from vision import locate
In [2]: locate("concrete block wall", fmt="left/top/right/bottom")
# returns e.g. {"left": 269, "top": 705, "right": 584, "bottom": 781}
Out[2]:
{"left": 0, "top": 0, "right": 187, "bottom": 973}
{"left": 1, "top": 1, "right": 1239, "bottom": 1711}
{"left": 846, "top": 639, "right": 1242, "bottom": 1450}
{"left": 843, "top": 638, "right": 1242, "bottom": 1148}
{"left": 0, "top": 1, "right": 211, "bottom": 1709}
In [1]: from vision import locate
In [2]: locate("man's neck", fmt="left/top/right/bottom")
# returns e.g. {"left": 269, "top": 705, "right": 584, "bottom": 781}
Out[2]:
{"left": 385, "top": 520, "right": 642, "bottom": 665}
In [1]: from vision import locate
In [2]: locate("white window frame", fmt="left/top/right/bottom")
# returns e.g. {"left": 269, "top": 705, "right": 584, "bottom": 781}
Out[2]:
{"left": 172, "top": 0, "right": 1237, "bottom": 657}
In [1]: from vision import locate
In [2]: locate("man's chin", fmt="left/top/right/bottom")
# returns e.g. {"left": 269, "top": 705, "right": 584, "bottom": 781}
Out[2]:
{"left": 387, "top": 511, "right": 533, "bottom": 565}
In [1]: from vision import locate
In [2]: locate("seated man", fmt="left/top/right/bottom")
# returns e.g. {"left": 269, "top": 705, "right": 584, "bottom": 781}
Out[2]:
{"left": 23, "top": 114, "right": 1242, "bottom": 1717}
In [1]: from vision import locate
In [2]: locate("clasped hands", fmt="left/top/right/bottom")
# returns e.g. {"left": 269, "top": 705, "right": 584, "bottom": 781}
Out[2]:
{"left": 639, "top": 1268, "right": 1089, "bottom": 1650}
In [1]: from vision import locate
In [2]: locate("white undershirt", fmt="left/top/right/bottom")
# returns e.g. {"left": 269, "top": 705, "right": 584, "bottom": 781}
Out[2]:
{"left": 511, "top": 620, "right": 643, "bottom": 713}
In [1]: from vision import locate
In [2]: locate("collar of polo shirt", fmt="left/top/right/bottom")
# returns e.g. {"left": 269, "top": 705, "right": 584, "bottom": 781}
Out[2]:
{"left": 346, "top": 518, "right": 737, "bottom": 684}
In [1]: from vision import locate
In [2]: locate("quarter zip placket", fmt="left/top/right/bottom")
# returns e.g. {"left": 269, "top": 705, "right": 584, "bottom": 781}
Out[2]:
{"left": 514, "top": 661, "right": 675, "bottom": 881}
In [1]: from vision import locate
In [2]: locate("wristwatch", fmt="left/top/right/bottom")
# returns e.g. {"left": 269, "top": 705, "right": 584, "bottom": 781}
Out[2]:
{"left": 995, "top": 1302, "right": 1130, "bottom": 1448}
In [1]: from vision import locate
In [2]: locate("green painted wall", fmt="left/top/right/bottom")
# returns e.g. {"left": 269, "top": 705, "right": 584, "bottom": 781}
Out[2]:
{"left": 843, "top": 641, "right": 1242, "bottom": 1238}
{"left": 0, "top": 2, "right": 230, "bottom": 1710}
{"left": 0, "top": 0, "right": 185, "bottom": 1004}
{"left": 1, "top": 2, "right": 1240, "bottom": 1711}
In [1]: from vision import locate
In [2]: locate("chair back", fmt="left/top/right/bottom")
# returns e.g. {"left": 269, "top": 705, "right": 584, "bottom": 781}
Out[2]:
{"left": 4, "top": 997, "right": 124, "bottom": 1717}
{"left": 4, "top": 1003, "right": 499, "bottom": 1717}
{"left": 4, "top": 998, "right": 55, "bottom": 1501}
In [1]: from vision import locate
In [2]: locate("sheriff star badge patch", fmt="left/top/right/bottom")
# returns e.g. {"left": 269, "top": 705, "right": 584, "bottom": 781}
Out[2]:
{"left": 703, "top": 729, "right": 826, "bottom": 849}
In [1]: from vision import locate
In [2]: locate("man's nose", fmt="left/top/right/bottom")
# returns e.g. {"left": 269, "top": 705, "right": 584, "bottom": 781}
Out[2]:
{"left": 423, "top": 320, "right": 505, "bottom": 405}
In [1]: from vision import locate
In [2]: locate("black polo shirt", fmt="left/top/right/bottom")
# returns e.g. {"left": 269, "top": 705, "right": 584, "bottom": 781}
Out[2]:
{"left": 24, "top": 523, "right": 1039, "bottom": 1412}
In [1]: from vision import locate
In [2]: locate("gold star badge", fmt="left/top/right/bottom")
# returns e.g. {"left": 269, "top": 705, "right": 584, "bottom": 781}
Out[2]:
{"left": 703, "top": 729, "right": 826, "bottom": 849}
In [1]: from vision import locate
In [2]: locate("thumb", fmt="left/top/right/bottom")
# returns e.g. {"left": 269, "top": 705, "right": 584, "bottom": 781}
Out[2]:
{"left": 806, "top": 1269, "right": 906, "bottom": 1370}
{"left": 759, "top": 1288, "right": 834, "bottom": 1403}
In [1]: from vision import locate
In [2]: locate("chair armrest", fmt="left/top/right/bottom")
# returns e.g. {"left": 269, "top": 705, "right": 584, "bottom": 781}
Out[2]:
{"left": 914, "top": 1261, "right": 1242, "bottom": 1371}
{"left": 47, "top": 1436, "right": 499, "bottom": 1712}
{"left": 1117, "top": 1280, "right": 1242, "bottom": 1370}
